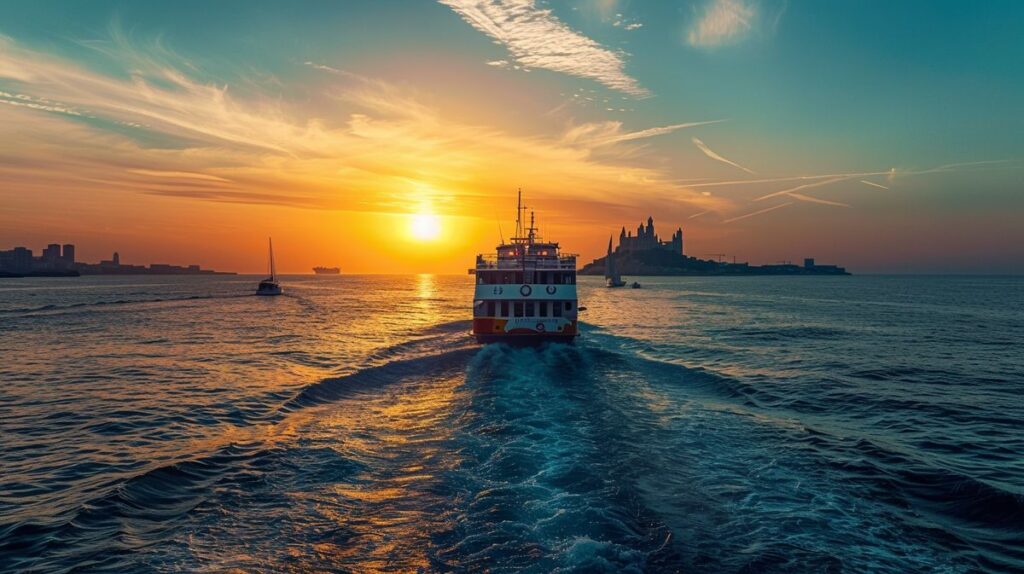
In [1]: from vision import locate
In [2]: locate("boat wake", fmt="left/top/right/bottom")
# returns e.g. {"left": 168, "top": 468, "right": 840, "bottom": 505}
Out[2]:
{"left": 3, "top": 320, "right": 1020, "bottom": 573}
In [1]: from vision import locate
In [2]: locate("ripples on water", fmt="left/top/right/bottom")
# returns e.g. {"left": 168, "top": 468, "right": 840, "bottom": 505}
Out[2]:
{"left": 0, "top": 275, "right": 1021, "bottom": 572}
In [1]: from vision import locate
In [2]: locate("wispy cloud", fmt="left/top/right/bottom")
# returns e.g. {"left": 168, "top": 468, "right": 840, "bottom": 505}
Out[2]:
{"left": 0, "top": 33, "right": 727, "bottom": 219}
{"left": 304, "top": 61, "right": 342, "bottom": 73}
{"left": 688, "top": 0, "right": 755, "bottom": 48}
{"left": 860, "top": 179, "right": 889, "bottom": 190}
{"left": 724, "top": 201, "right": 791, "bottom": 223}
{"left": 692, "top": 136, "right": 755, "bottom": 174}
{"left": 128, "top": 169, "right": 233, "bottom": 183}
{"left": 0, "top": 90, "right": 84, "bottom": 116}
{"left": 438, "top": 0, "right": 648, "bottom": 96}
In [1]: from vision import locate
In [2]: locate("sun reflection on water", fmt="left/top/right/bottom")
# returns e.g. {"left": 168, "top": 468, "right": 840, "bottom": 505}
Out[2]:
{"left": 294, "top": 372, "right": 464, "bottom": 572}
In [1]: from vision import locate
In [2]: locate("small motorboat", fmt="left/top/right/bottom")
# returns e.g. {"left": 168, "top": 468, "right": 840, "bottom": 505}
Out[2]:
{"left": 256, "top": 237, "right": 282, "bottom": 296}
{"left": 631, "top": 281, "right": 642, "bottom": 289}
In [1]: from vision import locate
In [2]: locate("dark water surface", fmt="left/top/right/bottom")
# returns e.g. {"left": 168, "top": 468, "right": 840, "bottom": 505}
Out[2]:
{"left": 1, "top": 275, "right": 1022, "bottom": 573}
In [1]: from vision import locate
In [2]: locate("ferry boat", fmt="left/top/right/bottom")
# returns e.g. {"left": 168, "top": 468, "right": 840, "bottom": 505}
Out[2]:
{"left": 470, "top": 191, "right": 580, "bottom": 344}
{"left": 312, "top": 266, "right": 340, "bottom": 275}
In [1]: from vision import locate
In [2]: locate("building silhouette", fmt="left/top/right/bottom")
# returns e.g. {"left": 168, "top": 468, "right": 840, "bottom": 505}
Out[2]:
{"left": 615, "top": 216, "right": 684, "bottom": 255}
{"left": 43, "top": 244, "right": 61, "bottom": 264}
{"left": 1, "top": 242, "right": 233, "bottom": 276}
{"left": 0, "top": 247, "right": 34, "bottom": 273}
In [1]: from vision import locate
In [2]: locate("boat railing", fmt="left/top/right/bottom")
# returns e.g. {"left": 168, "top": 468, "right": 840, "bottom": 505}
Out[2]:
{"left": 475, "top": 254, "right": 577, "bottom": 270}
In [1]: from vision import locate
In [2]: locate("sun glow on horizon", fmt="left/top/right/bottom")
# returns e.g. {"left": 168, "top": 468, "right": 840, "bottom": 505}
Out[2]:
{"left": 409, "top": 213, "right": 442, "bottom": 241}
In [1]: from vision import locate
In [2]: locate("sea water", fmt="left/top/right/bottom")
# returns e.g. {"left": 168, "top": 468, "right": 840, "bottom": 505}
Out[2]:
{"left": 1, "top": 274, "right": 1021, "bottom": 572}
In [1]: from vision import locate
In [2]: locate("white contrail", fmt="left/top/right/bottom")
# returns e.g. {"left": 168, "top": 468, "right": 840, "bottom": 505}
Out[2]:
{"left": 724, "top": 202, "right": 793, "bottom": 223}
{"left": 692, "top": 137, "right": 755, "bottom": 174}
{"left": 600, "top": 120, "right": 724, "bottom": 146}
{"left": 688, "top": 209, "right": 711, "bottom": 219}
{"left": 921, "top": 159, "right": 1013, "bottom": 173}
{"left": 860, "top": 179, "right": 889, "bottom": 190}
{"left": 755, "top": 177, "right": 849, "bottom": 201}
{"left": 682, "top": 160, "right": 1016, "bottom": 190}
{"left": 685, "top": 171, "right": 889, "bottom": 188}
{"left": 785, "top": 192, "right": 849, "bottom": 207}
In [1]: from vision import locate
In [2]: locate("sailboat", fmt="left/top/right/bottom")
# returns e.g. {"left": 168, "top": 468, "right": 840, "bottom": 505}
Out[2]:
{"left": 605, "top": 236, "right": 626, "bottom": 287}
{"left": 256, "top": 237, "right": 283, "bottom": 296}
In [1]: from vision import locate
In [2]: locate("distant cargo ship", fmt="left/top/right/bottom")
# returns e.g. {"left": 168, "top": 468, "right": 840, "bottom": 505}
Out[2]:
{"left": 312, "top": 266, "right": 340, "bottom": 275}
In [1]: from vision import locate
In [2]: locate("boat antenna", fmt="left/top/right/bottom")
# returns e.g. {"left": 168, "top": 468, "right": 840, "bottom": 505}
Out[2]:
{"left": 515, "top": 188, "right": 522, "bottom": 239}
{"left": 497, "top": 218, "right": 505, "bottom": 244}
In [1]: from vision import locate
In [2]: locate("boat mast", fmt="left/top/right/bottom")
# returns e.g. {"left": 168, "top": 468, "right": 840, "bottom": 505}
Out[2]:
{"left": 268, "top": 237, "right": 276, "bottom": 280}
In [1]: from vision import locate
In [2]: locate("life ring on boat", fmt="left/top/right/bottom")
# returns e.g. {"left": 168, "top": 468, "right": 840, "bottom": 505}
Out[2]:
{"left": 545, "top": 285, "right": 556, "bottom": 295}
{"left": 536, "top": 322, "right": 546, "bottom": 332}
{"left": 520, "top": 284, "right": 532, "bottom": 297}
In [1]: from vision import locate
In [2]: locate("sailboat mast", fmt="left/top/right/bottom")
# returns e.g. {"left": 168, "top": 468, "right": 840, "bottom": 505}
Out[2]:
{"left": 268, "top": 237, "right": 276, "bottom": 280}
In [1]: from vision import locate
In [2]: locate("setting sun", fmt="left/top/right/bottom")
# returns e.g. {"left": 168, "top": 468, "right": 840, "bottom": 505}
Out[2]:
{"left": 409, "top": 213, "right": 441, "bottom": 241}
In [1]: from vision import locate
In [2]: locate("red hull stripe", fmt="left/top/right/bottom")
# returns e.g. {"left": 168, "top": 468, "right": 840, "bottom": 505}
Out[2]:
{"left": 472, "top": 318, "right": 577, "bottom": 336}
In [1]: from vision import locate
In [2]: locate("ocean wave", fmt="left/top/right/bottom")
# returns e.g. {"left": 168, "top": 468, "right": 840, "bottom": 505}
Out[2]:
{"left": 0, "top": 294, "right": 251, "bottom": 317}
{"left": 726, "top": 325, "right": 848, "bottom": 342}
{"left": 283, "top": 347, "right": 478, "bottom": 410}
{"left": 0, "top": 441, "right": 274, "bottom": 573}
{"left": 573, "top": 331, "right": 1024, "bottom": 571}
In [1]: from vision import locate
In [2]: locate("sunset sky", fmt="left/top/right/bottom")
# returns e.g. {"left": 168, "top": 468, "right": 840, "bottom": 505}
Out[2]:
{"left": 2, "top": 0, "right": 1022, "bottom": 274}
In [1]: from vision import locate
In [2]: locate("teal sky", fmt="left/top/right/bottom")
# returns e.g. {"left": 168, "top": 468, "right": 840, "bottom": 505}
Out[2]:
{"left": 2, "top": 0, "right": 1022, "bottom": 273}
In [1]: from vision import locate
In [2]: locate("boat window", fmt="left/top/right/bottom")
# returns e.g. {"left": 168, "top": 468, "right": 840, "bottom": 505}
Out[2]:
{"left": 564, "top": 301, "right": 572, "bottom": 311}
{"left": 552, "top": 302, "right": 562, "bottom": 317}
{"left": 539, "top": 301, "right": 548, "bottom": 317}
{"left": 525, "top": 301, "right": 534, "bottom": 316}
{"left": 501, "top": 301, "right": 509, "bottom": 317}
{"left": 486, "top": 301, "right": 496, "bottom": 316}
{"left": 514, "top": 302, "right": 524, "bottom": 317}
{"left": 514, "top": 271, "right": 523, "bottom": 284}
